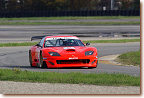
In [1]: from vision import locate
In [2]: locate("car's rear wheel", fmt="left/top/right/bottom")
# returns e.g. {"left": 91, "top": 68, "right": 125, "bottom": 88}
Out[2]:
{"left": 29, "top": 50, "right": 33, "bottom": 67}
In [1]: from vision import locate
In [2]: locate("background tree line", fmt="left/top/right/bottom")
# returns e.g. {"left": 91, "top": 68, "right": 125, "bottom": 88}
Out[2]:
{"left": 0, "top": 0, "right": 140, "bottom": 11}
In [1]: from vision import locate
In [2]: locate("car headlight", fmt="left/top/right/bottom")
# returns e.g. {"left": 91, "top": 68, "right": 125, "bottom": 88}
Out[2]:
{"left": 85, "top": 51, "right": 94, "bottom": 56}
{"left": 48, "top": 52, "right": 60, "bottom": 56}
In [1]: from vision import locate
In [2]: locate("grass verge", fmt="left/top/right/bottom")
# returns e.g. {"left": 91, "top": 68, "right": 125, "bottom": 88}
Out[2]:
{"left": 0, "top": 69, "right": 140, "bottom": 86}
{"left": 0, "top": 16, "right": 140, "bottom": 21}
{"left": 0, "top": 42, "right": 38, "bottom": 47}
{"left": 117, "top": 51, "right": 140, "bottom": 66}
{"left": 0, "top": 21, "right": 140, "bottom": 25}
{"left": 0, "top": 39, "right": 140, "bottom": 47}
{"left": 83, "top": 39, "right": 140, "bottom": 43}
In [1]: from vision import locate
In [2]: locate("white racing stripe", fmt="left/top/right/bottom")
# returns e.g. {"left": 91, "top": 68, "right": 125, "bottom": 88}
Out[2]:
{"left": 69, "top": 57, "right": 78, "bottom": 60}
{"left": 63, "top": 47, "right": 75, "bottom": 49}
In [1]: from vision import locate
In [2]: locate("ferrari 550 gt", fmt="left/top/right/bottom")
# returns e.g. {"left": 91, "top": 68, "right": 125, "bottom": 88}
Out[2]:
{"left": 29, "top": 36, "right": 98, "bottom": 68}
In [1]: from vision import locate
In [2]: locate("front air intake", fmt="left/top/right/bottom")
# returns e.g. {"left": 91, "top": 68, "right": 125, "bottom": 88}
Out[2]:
{"left": 57, "top": 59, "right": 90, "bottom": 64}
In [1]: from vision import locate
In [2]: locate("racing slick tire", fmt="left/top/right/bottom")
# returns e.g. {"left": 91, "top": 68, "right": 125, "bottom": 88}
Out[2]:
{"left": 88, "top": 60, "right": 98, "bottom": 69}
{"left": 40, "top": 51, "right": 47, "bottom": 68}
{"left": 88, "top": 67, "right": 96, "bottom": 69}
{"left": 29, "top": 50, "right": 33, "bottom": 67}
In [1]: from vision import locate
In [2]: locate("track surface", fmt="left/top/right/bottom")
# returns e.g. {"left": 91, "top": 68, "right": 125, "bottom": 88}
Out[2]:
{"left": 0, "top": 25, "right": 140, "bottom": 38}
{"left": 0, "top": 42, "right": 140, "bottom": 76}
{"left": 0, "top": 25, "right": 140, "bottom": 43}
{"left": 1, "top": 18, "right": 140, "bottom": 22}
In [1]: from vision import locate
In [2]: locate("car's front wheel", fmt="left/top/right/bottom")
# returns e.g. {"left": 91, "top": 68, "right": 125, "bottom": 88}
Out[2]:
{"left": 88, "top": 67, "right": 96, "bottom": 69}
{"left": 88, "top": 60, "right": 98, "bottom": 69}
{"left": 39, "top": 52, "right": 47, "bottom": 68}
{"left": 29, "top": 50, "right": 33, "bottom": 67}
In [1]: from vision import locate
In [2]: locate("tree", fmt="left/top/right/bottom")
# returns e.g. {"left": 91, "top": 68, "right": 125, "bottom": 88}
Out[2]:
{"left": 0, "top": 0, "right": 5, "bottom": 11}
{"left": 7, "top": 0, "right": 20, "bottom": 11}
{"left": 133, "top": 0, "right": 140, "bottom": 10}
{"left": 89, "top": 0, "right": 101, "bottom": 10}
{"left": 0, "top": 0, "right": 139, "bottom": 11}
{"left": 98, "top": 0, "right": 111, "bottom": 10}
{"left": 68, "top": 0, "right": 97, "bottom": 10}
{"left": 54, "top": 0, "right": 67, "bottom": 10}
{"left": 119, "top": 0, "right": 134, "bottom": 10}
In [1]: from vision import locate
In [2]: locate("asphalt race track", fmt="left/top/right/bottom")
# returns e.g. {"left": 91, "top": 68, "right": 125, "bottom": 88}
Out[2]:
{"left": 2, "top": 18, "right": 140, "bottom": 23}
{"left": 0, "top": 42, "right": 140, "bottom": 76}
{"left": 0, "top": 25, "right": 140, "bottom": 76}
{"left": 0, "top": 25, "right": 140, "bottom": 41}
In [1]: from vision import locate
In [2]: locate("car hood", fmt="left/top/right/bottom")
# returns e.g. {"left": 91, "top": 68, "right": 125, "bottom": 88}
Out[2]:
{"left": 43, "top": 46, "right": 96, "bottom": 57}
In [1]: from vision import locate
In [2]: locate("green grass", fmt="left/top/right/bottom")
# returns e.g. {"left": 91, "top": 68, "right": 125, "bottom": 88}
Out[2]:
{"left": 0, "top": 16, "right": 140, "bottom": 25}
{"left": 0, "top": 42, "right": 38, "bottom": 47}
{"left": 0, "top": 69, "right": 140, "bottom": 86}
{"left": 83, "top": 39, "right": 140, "bottom": 43}
{"left": 0, "top": 39, "right": 140, "bottom": 47}
{"left": 0, "top": 16, "right": 140, "bottom": 21}
{"left": 117, "top": 51, "right": 140, "bottom": 66}
{"left": 0, "top": 21, "right": 140, "bottom": 25}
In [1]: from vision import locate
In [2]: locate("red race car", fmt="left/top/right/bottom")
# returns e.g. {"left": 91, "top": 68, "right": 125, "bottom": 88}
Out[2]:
{"left": 29, "top": 36, "right": 98, "bottom": 68}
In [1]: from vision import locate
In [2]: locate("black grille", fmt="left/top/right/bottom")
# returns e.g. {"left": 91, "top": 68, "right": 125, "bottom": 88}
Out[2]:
{"left": 57, "top": 59, "right": 90, "bottom": 64}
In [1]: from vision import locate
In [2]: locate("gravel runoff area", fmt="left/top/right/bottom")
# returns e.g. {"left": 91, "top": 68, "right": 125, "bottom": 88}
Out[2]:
{"left": 0, "top": 81, "right": 140, "bottom": 94}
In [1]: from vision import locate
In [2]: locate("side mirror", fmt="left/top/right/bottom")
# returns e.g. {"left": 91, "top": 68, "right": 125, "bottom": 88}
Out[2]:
{"left": 36, "top": 43, "right": 40, "bottom": 46}
{"left": 86, "top": 43, "right": 90, "bottom": 46}
{"left": 35, "top": 43, "right": 42, "bottom": 48}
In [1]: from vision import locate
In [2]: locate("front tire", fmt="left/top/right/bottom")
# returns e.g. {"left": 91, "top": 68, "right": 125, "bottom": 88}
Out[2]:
{"left": 39, "top": 52, "right": 47, "bottom": 68}
{"left": 88, "top": 60, "right": 98, "bottom": 69}
{"left": 88, "top": 66, "right": 96, "bottom": 69}
{"left": 42, "top": 61, "right": 47, "bottom": 68}
{"left": 29, "top": 50, "right": 33, "bottom": 67}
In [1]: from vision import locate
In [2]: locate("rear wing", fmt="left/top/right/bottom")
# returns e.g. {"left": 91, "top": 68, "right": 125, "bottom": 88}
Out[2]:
{"left": 31, "top": 35, "right": 47, "bottom": 41}
{"left": 31, "top": 35, "right": 78, "bottom": 41}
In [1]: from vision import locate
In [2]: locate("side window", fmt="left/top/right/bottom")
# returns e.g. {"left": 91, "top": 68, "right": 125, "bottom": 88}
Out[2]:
{"left": 59, "top": 40, "right": 63, "bottom": 46}
{"left": 56, "top": 39, "right": 64, "bottom": 46}
{"left": 56, "top": 40, "right": 60, "bottom": 46}
{"left": 39, "top": 37, "right": 45, "bottom": 47}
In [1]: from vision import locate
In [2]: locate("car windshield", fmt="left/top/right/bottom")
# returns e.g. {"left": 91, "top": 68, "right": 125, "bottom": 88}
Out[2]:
{"left": 44, "top": 39, "right": 85, "bottom": 47}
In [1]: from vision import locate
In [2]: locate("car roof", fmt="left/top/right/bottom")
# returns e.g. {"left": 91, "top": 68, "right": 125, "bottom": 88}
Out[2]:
{"left": 45, "top": 36, "right": 79, "bottom": 39}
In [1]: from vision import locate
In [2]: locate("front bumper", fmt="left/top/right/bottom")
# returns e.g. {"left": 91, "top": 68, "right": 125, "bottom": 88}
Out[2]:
{"left": 43, "top": 56, "right": 98, "bottom": 68}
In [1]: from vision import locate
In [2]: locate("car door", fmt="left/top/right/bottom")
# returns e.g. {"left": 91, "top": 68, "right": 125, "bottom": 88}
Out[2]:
{"left": 35, "top": 37, "right": 45, "bottom": 62}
